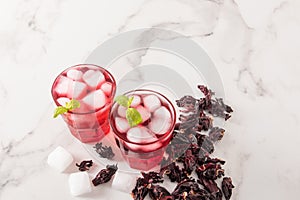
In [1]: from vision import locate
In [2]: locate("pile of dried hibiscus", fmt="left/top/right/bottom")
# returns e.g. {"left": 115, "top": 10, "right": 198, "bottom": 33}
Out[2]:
{"left": 131, "top": 85, "right": 234, "bottom": 200}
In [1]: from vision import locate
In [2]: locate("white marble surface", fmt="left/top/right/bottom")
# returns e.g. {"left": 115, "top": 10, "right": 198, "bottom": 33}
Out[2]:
{"left": 1, "top": 0, "right": 300, "bottom": 199}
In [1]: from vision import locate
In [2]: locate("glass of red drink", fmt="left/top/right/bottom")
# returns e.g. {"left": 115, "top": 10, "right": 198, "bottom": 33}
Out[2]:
{"left": 110, "top": 89, "right": 176, "bottom": 171}
{"left": 51, "top": 64, "right": 116, "bottom": 143}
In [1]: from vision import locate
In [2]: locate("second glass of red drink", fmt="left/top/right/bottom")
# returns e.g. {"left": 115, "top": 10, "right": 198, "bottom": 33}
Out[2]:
{"left": 110, "top": 89, "right": 176, "bottom": 171}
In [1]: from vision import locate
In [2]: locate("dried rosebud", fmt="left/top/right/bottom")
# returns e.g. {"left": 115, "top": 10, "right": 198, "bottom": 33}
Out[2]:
{"left": 149, "top": 185, "right": 172, "bottom": 200}
{"left": 92, "top": 164, "right": 118, "bottom": 186}
{"left": 94, "top": 142, "right": 115, "bottom": 159}
{"left": 222, "top": 177, "right": 234, "bottom": 200}
{"left": 76, "top": 160, "right": 93, "bottom": 171}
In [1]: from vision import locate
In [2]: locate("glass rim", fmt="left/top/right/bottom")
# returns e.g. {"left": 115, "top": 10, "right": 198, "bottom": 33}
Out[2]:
{"left": 51, "top": 63, "right": 116, "bottom": 115}
{"left": 110, "top": 89, "right": 177, "bottom": 145}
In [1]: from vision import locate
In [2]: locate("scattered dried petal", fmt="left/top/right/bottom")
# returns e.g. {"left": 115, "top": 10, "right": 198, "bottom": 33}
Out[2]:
{"left": 131, "top": 177, "right": 149, "bottom": 200}
{"left": 208, "top": 127, "right": 225, "bottom": 142}
{"left": 76, "top": 160, "right": 93, "bottom": 171}
{"left": 149, "top": 185, "right": 172, "bottom": 200}
{"left": 141, "top": 171, "right": 164, "bottom": 184}
{"left": 222, "top": 177, "right": 234, "bottom": 200}
{"left": 92, "top": 164, "right": 118, "bottom": 186}
{"left": 160, "top": 162, "right": 188, "bottom": 183}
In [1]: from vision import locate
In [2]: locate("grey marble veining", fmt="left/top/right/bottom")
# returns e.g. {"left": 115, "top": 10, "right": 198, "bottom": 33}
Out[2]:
{"left": 0, "top": 0, "right": 299, "bottom": 199}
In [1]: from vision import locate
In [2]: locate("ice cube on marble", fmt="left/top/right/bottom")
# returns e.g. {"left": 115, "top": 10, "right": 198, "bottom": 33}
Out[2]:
{"left": 115, "top": 117, "right": 130, "bottom": 133}
{"left": 129, "top": 95, "right": 141, "bottom": 107}
{"left": 82, "top": 69, "right": 105, "bottom": 88}
{"left": 101, "top": 82, "right": 113, "bottom": 96}
{"left": 56, "top": 97, "right": 70, "bottom": 106}
{"left": 68, "top": 171, "right": 92, "bottom": 196}
{"left": 143, "top": 95, "right": 161, "bottom": 112}
{"left": 112, "top": 171, "right": 137, "bottom": 192}
{"left": 149, "top": 106, "right": 172, "bottom": 135}
{"left": 67, "top": 69, "right": 83, "bottom": 81}
{"left": 127, "top": 127, "right": 157, "bottom": 143}
{"left": 117, "top": 106, "right": 127, "bottom": 118}
{"left": 136, "top": 106, "right": 151, "bottom": 123}
{"left": 47, "top": 146, "right": 74, "bottom": 173}
{"left": 82, "top": 89, "right": 106, "bottom": 110}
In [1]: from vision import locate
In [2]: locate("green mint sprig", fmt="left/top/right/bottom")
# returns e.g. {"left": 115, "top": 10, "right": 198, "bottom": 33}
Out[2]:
{"left": 115, "top": 95, "right": 142, "bottom": 127}
{"left": 53, "top": 99, "right": 81, "bottom": 118}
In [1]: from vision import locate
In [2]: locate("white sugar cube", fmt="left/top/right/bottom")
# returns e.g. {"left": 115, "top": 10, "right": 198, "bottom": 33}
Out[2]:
{"left": 47, "top": 146, "right": 73, "bottom": 172}
{"left": 112, "top": 171, "right": 136, "bottom": 192}
{"left": 68, "top": 171, "right": 92, "bottom": 196}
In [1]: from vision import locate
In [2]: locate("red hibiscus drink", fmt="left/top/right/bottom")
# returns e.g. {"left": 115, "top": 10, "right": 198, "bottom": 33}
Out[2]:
{"left": 51, "top": 64, "right": 116, "bottom": 143}
{"left": 110, "top": 90, "right": 176, "bottom": 171}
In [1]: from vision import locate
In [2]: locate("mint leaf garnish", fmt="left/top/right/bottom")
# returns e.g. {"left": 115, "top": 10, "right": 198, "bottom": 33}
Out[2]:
{"left": 128, "top": 96, "right": 134, "bottom": 107}
{"left": 65, "top": 99, "right": 81, "bottom": 110}
{"left": 53, "top": 99, "right": 80, "bottom": 118}
{"left": 115, "top": 95, "right": 143, "bottom": 127}
{"left": 126, "top": 108, "right": 142, "bottom": 127}
{"left": 53, "top": 106, "right": 68, "bottom": 118}
{"left": 115, "top": 95, "right": 131, "bottom": 108}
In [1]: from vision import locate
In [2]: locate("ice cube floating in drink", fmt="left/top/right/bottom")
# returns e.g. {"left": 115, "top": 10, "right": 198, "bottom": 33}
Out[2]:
{"left": 51, "top": 64, "right": 116, "bottom": 143}
{"left": 110, "top": 89, "right": 176, "bottom": 171}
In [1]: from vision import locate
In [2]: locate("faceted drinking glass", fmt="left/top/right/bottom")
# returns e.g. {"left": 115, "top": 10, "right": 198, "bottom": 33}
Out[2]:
{"left": 110, "top": 89, "right": 176, "bottom": 171}
{"left": 51, "top": 64, "right": 116, "bottom": 143}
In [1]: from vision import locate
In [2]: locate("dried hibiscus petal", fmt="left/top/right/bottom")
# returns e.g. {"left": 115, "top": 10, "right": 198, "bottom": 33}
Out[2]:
{"left": 131, "top": 177, "right": 149, "bottom": 200}
{"left": 94, "top": 142, "right": 115, "bottom": 159}
{"left": 196, "top": 160, "right": 225, "bottom": 181}
{"left": 141, "top": 171, "right": 164, "bottom": 184}
{"left": 149, "top": 185, "right": 172, "bottom": 200}
{"left": 92, "top": 164, "right": 118, "bottom": 186}
{"left": 222, "top": 177, "right": 234, "bottom": 200}
{"left": 76, "top": 160, "right": 93, "bottom": 171}
{"left": 208, "top": 127, "right": 225, "bottom": 142}
{"left": 160, "top": 162, "right": 188, "bottom": 183}
{"left": 177, "top": 143, "right": 199, "bottom": 175}
{"left": 197, "top": 176, "right": 220, "bottom": 195}
{"left": 196, "top": 134, "right": 214, "bottom": 156}
{"left": 172, "top": 179, "right": 206, "bottom": 199}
